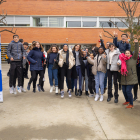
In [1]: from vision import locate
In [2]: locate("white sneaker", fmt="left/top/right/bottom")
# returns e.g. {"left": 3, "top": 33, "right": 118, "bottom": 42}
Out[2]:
{"left": 95, "top": 94, "right": 100, "bottom": 101}
{"left": 68, "top": 90, "right": 72, "bottom": 98}
{"left": 50, "top": 86, "right": 53, "bottom": 93}
{"left": 10, "top": 87, "right": 14, "bottom": 94}
{"left": 53, "top": 86, "right": 56, "bottom": 91}
{"left": 13, "top": 88, "right": 17, "bottom": 95}
{"left": 21, "top": 87, "right": 26, "bottom": 92}
{"left": 17, "top": 86, "right": 21, "bottom": 93}
{"left": 55, "top": 87, "right": 58, "bottom": 94}
{"left": 61, "top": 91, "right": 64, "bottom": 98}
{"left": 100, "top": 95, "right": 104, "bottom": 102}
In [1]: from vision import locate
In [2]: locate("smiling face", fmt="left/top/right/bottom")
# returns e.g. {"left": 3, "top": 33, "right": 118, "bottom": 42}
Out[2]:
{"left": 83, "top": 51, "right": 86, "bottom": 57}
{"left": 63, "top": 45, "right": 68, "bottom": 51}
{"left": 121, "top": 35, "right": 127, "bottom": 42}
{"left": 23, "top": 45, "right": 28, "bottom": 50}
{"left": 35, "top": 42, "right": 40, "bottom": 48}
{"left": 75, "top": 45, "right": 80, "bottom": 51}
{"left": 13, "top": 36, "right": 19, "bottom": 42}
{"left": 52, "top": 47, "right": 57, "bottom": 53}
{"left": 90, "top": 53, "right": 94, "bottom": 59}
{"left": 98, "top": 48, "right": 104, "bottom": 54}
{"left": 125, "top": 50, "right": 131, "bottom": 57}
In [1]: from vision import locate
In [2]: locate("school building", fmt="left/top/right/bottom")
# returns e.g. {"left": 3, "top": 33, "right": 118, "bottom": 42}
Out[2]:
{"left": 0, "top": 0, "right": 140, "bottom": 62}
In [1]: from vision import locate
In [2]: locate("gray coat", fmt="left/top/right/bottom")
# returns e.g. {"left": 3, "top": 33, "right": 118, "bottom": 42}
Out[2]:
{"left": 105, "top": 48, "right": 121, "bottom": 71}
{"left": 7, "top": 41, "right": 26, "bottom": 61}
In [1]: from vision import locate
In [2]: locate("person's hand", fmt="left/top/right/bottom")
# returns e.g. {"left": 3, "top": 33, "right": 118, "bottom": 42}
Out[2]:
{"left": 118, "top": 70, "right": 121, "bottom": 73}
{"left": 117, "top": 62, "right": 120, "bottom": 65}
{"left": 113, "top": 31, "right": 118, "bottom": 37}
{"left": 103, "top": 52, "right": 106, "bottom": 58}
{"left": 134, "top": 39, "right": 138, "bottom": 43}
{"left": 44, "top": 59, "right": 46, "bottom": 65}
{"left": 10, "top": 57, "right": 14, "bottom": 61}
{"left": 125, "top": 39, "right": 129, "bottom": 44}
{"left": 99, "top": 33, "right": 102, "bottom": 39}
{"left": 54, "top": 59, "right": 56, "bottom": 62}
{"left": 23, "top": 56, "right": 25, "bottom": 59}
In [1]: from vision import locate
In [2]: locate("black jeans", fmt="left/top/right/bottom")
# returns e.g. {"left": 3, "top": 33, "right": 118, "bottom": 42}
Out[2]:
{"left": 88, "top": 75, "right": 95, "bottom": 94}
{"left": 9, "top": 61, "right": 23, "bottom": 87}
{"left": 29, "top": 70, "right": 44, "bottom": 87}
{"left": 107, "top": 69, "right": 118, "bottom": 99}
{"left": 60, "top": 63, "right": 72, "bottom": 90}
{"left": 23, "top": 62, "right": 29, "bottom": 77}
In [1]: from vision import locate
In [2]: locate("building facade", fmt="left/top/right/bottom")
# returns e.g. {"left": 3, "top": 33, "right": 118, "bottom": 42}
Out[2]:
{"left": 0, "top": 0, "right": 140, "bottom": 61}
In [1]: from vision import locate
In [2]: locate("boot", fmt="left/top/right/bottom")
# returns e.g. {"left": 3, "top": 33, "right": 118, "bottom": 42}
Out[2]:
{"left": 75, "top": 89, "right": 78, "bottom": 96}
{"left": 79, "top": 89, "right": 82, "bottom": 96}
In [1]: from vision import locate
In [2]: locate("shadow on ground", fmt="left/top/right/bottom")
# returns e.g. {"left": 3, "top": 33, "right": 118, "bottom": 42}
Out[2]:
{"left": 0, "top": 124, "right": 94, "bottom": 140}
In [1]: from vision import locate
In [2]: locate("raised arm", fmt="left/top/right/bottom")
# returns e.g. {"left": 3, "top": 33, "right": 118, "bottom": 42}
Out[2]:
{"left": 132, "top": 39, "right": 139, "bottom": 60}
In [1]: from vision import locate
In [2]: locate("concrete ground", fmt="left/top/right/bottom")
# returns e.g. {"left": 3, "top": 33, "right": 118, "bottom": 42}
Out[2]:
{"left": 0, "top": 63, "right": 140, "bottom": 140}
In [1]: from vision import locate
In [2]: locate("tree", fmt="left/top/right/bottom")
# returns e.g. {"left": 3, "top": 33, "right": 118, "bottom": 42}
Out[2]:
{"left": 0, "top": 0, "right": 17, "bottom": 34}
{"left": 102, "top": 0, "right": 140, "bottom": 51}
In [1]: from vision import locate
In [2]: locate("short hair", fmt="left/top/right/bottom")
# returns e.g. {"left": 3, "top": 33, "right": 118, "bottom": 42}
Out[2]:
{"left": 13, "top": 35, "right": 19, "bottom": 39}
{"left": 125, "top": 50, "right": 133, "bottom": 55}
{"left": 23, "top": 42, "right": 29, "bottom": 46}
{"left": 19, "top": 39, "right": 24, "bottom": 43}
{"left": 121, "top": 34, "right": 128, "bottom": 38}
{"left": 109, "top": 43, "right": 115, "bottom": 48}
{"left": 32, "top": 41, "right": 36, "bottom": 44}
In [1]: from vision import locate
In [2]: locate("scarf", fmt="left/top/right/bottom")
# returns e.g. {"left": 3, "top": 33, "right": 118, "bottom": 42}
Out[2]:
{"left": 119, "top": 53, "right": 132, "bottom": 76}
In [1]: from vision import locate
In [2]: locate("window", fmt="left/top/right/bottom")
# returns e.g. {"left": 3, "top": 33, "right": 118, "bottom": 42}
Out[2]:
{"left": 15, "top": 16, "right": 30, "bottom": 26}
{"left": 0, "top": 16, "right": 14, "bottom": 26}
{"left": 49, "top": 17, "right": 64, "bottom": 27}
{"left": 99, "top": 17, "right": 114, "bottom": 28}
{"left": 66, "top": 17, "right": 81, "bottom": 27}
{"left": 115, "top": 18, "right": 128, "bottom": 28}
{"left": 33, "top": 17, "right": 48, "bottom": 27}
{"left": 82, "top": 17, "right": 97, "bottom": 27}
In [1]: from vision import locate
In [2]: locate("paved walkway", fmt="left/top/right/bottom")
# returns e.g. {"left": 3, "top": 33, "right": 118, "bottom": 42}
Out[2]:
{"left": 0, "top": 64, "right": 140, "bottom": 140}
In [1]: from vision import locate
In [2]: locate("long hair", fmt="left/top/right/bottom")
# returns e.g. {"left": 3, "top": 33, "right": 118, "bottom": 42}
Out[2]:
{"left": 47, "top": 44, "right": 59, "bottom": 54}
{"left": 29, "top": 41, "right": 44, "bottom": 52}
{"left": 72, "top": 44, "right": 83, "bottom": 57}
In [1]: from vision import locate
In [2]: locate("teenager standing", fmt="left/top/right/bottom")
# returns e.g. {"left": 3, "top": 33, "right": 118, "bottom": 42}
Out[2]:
{"left": 46, "top": 44, "right": 59, "bottom": 94}
{"left": 105, "top": 43, "right": 121, "bottom": 103}
{"left": 119, "top": 39, "right": 139, "bottom": 108}
{"left": 72, "top": 45, "right": 85, "bottom": 96}
{"left": 87, "top": 47, "right": 107, "bottom": 101}
{"left": 58, "top": 44, "right": 75, "bottom": 98}
{"left": 27, "top": 41, "right": 45, "bottom": 92}
{"left": 7, "top": 35, "right": 26, "bottom": 94}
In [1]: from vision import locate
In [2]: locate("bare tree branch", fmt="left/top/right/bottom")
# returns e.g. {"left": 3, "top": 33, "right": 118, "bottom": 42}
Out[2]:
{"left": 117, "top": 17, "right": 128, "bottom": 27}
{"left": 103, "top": 33, "right": 114, "bottom": 39}
{"left": 0, "top": 28, "right": 17, "bottom": 34}
{"left": 0, "top": 9, "right": 7, "bottom": 25}
{"left": 0, "top": 0, "right": 6, "bottom": 4}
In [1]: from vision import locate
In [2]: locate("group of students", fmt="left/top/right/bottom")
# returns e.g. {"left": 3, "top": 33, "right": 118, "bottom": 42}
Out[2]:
{"left": 7, "top": 33, "right": 140, "bottom": 109}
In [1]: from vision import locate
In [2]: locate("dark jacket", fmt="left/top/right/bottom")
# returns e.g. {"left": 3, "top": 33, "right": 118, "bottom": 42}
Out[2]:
{"left": 113, "top": 37, "right": 131, "bottom": 53}
{"left": 100, "top": 39, "right": 106, "bottom": 51}
{"left": 121, "top": 42, "right": 139, "bottom": 85}
{"left": 27, "top": 47, "right": 44, "bottom": 71}
{"left": 7, "top": 40, "right": 26, "bottom": 61}
{"left": 46, "top": 53, "right": 59, "bottom": 69}
{"left": 72, "top": 51, "right": 85, "bottom": 77}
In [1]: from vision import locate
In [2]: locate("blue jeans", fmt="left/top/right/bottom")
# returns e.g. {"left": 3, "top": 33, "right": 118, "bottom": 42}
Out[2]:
{"left": 82, "top": 69, "right": 88, "bottom": 91}
{"left": 104, "top": 72, "right": 107, "bottom": 89}
{"left": 48, "top": 64, "right": 58, "bottom": 86}
{"left": 74, "top": 65, "right": 82, "bottom": 89}
{"left": 95, "top": 71, "right": 105, "bottom": 95}
{"left": 122, "top": 85, "right": 134, "bottom": 105}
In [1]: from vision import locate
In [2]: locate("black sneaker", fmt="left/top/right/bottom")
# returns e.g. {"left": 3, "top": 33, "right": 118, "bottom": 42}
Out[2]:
{"left": 75, "top": 89, "right": 78, "bottom": 96}
{"left": 41, "top": 88, "right": 45, "bottom": 92}
{"left": 85, "top": 91, "right": 89, "bottom": 96}
{"left": 133, "top": 96, "right": 137, "bottom": 101}
{"left": 33, "top": 88, "right": 36, "bottom": 93}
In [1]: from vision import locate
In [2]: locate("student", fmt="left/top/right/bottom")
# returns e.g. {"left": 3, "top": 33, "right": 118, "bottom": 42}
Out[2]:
{"left": 19, "top": 39, "right": 24, "bottom": 44}
{"left": 87, "top": 47, "right": 107, "bottom": 101}
{"left": 88, "top": 53, "right": 96, "bottom": 97}
{"left": 105, "top": 43, "right": 121, "bottom": 103}
{"left": 16, "top": 42, "right": 29, "bottom": 93}
{"left": 113, "top": 32, "right": 131, "bottom": 90}
{"left": 119, "top": 39, "right": 139, "bottom": 109}
{"left": 72, "top": 44, "right": 85, "bottom": 96}
{"left": 99, "top": 33, "right": 111, "bottom": 92}
{"left": 7, "top": 35, "right": 26, "bottom": 94}
{"left": 58, "top": 44, "right": 75, "bottom": 98}
{"left": 23, "top": 42, "right": 30, "bottom": 79}
{"left": 81, "top": 50, "right": 89, "bottom": 96}
{"left": 46, "top": 44, "right": 59, "bottom": 94}
{"left": 133, "top": 46, "right": 140, "bottom": 101}
{"left": 27, "top": 41, "right": 45, "bottom": 92}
